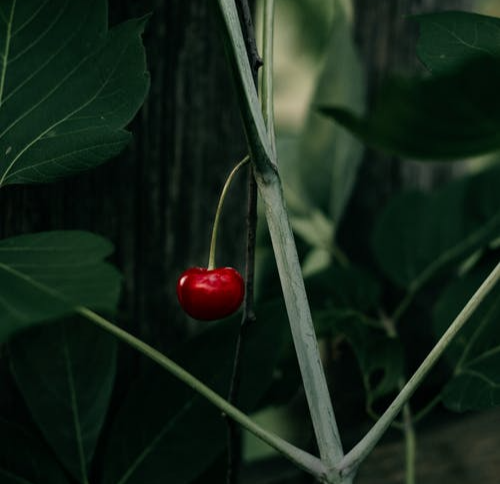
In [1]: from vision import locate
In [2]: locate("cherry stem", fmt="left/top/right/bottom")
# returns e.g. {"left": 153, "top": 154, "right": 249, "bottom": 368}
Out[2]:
{"left": 208, "top": 155, "right": 251, "bottom": 270}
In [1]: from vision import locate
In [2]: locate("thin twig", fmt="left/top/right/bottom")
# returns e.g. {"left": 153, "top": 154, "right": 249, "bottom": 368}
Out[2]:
{"left": 402, "top": 402, "right": 417, "bottom": 484}
{"left": 236, "top": 0, "right": 263, "bottom": 78}
{"left": 226, "top": 1, "right": 261, "bottom": 483}
{"left": 413, "top": 393, "right": 442, "bottom": 424}
{"left": 226, "top": 170, "right": 258, "bottom": 484}
{"left": 339, "top": 261, "right": 500, "bottom": 478}
{"left": 261, "top": 0, "right": 276, "bottom": 158}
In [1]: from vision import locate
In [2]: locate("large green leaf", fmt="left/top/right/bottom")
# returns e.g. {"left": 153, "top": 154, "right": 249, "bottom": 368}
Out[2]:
{"left": 0, "top": 231, "right": 121, "bottom": 342}
{"left": 0, "top": 0, "right": 149, "bottom": 186}
{"left": 0, "top": 418, "right": 69, "bottom": 484}
{"left": 322, "top": 10, "right": 500, "bottom": 160}
{"left": 433, "top": 259, "right": 500, "bottom": 411}
{"left": 294, "top": 0, "right": 364, "bottom": 221}
{"left": 280, "top": 0, "right": 364, "bottom": 262}
{"left": 9, "top": 319, "right": 116, "bottom": 483}
{"left": 372, "top": 165, "right": 500, "bottom": 289}
{"left": 102, "top": 302, "right": 288, "bottom": 484}
{"left": 415, "top": 11, "right": 500, "bottom": 74}
{"left": 320, "top": 55, "right": 500, "bottom": 159}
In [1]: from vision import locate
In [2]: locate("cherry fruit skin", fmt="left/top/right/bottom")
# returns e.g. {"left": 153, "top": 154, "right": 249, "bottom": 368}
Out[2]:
{"left": 177, "top": 267, "right": 245, "bottom": 321}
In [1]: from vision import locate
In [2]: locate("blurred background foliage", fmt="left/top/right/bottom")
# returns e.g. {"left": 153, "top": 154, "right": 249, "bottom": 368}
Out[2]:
{"left": 245, "top": 0, "right": 500, "bottom": 481}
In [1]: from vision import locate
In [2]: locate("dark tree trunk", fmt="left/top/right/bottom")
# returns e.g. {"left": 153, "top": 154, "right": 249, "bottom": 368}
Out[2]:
{"left": 0, "top": 1, "right": 249, "bottom": 350}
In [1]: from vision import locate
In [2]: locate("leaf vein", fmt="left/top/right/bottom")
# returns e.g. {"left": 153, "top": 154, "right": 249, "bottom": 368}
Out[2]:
{"left": 9, "top": 1, "right": 68, "bottom": 64}
{"left": 7, "top": 140, "right": 125, "bottom": 180}
{"left": 460, "top": 369, "right": 500, "bottom": 388}
{"left": 62, "top": 324, "right": 89, "bottom": 484}
{"left": 0, "top": 292, "right": 29, "bottom": 321}
{"left": 11, "top": 0, "right": 51, "bottom": 37}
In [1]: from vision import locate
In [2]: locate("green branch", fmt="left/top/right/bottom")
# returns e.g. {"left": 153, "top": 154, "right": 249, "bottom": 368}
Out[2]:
{"left": 339, "top": 260, "right": 500, "bottom": 478}
{"left": 391, "top": 211, "right": 500, "bottom": 325}
{"left": 216, "top": 0, "right": 274, "bottom": 174}
{"left": 215, "top": 0, "right": 344, "bottom": 469}
{"left": 402, "top": 403, "right": 416, "bottom": 484}
{"left": 261, "top": 0, "right": 276, "bottom": 158}
{"left": 77, "top": 306, "right": 327, "bottom": 480}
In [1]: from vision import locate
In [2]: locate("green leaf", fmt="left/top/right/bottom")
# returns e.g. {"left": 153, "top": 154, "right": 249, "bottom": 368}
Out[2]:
{"left": 291, "top": 210, "right": 335, "bottom": 253}
{"left": 298, "top": 0, "right": 364, "bottom": 223}
{"left": 433, "top": 259, "right": 500, "bottom": 411}
{"left": 0, "top": 231, "right": 121, "bottom": 342}
{"left": 0, "top": 418, "right": 69, "bottom": 484}
{"left": 303, "top": 264, "right": 399, "bottom": 403}
{"left": 306, "top": 263, "right": 380, "bottom": 322}
{"left": 280, "top": 0, "right": 337, "bottom": 57}
{"left": 415, "top": 11, "right": 500, "bottom": 74}
{"left": 301, "top": 247, "right": 332, "bottom": 277}
{"left": 0, "top": 0, "right": 149, "bottom": 186}
{"left": 340, "top": 318, "right": 404, "bottom": 403}
{"left": 372, "top": 166, "right": 500, "bottom": 289}
{"left": 102, "top": 301, "right": 288, "bottom": 484}
{"left": 320, "top": 55, "right": 500, "bottom": 159}
{"left": 9, "top": 319, "right": 116, "bottom": 482}
{"left": 282, "top": 0, "right": 364, "bottom": 239}
{"left": 317, "top": 313, "right": 403, "bottom": 404}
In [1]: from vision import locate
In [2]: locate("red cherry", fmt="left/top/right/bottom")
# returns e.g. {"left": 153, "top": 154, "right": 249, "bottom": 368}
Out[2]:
{"left": 176, "top": 267, "right": 245, "bottom": 321}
